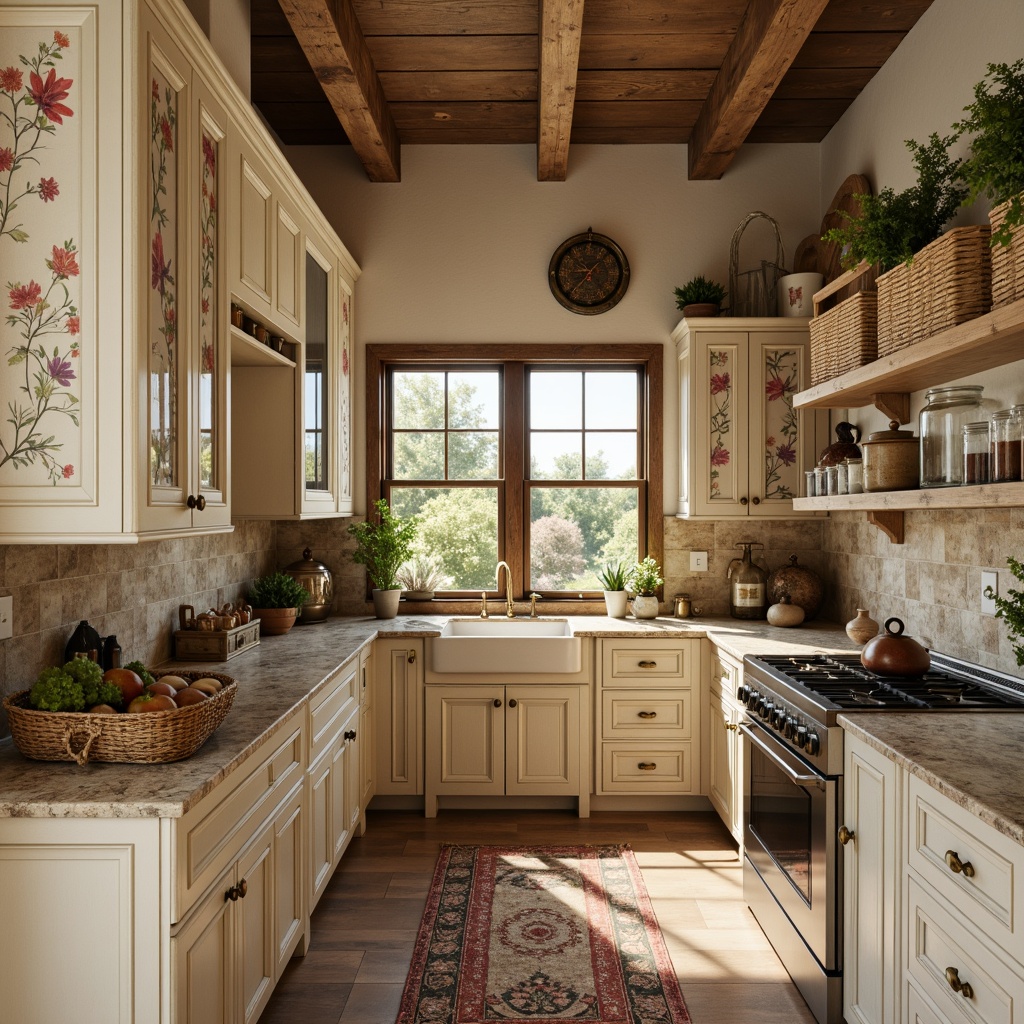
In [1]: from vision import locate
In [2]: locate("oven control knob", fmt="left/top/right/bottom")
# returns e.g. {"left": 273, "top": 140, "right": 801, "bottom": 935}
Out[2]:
{"left": 759, "top": 700, "right": 773, "bottom": 721}
{"left": 773, "top": 707, "right": 787, "bottom": 729}
{"left": 785, "top": 716, "right": 797, "bottom": 739}
{"left": 805, "top": 731, "right": 820, "bottom": 756}
{"left": 796, "top": 724, "right": 808, "bottom": 746}
{"left": 747, "top": 690, "right": 761, "bottom": 710}
{"left": 737, "top": 683, "right": 749, "bottom": 703}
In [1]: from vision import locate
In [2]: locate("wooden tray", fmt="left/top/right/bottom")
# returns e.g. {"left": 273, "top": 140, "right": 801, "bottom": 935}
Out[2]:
{"left": 174, "top": 619, "right": 260, "bottom": 661}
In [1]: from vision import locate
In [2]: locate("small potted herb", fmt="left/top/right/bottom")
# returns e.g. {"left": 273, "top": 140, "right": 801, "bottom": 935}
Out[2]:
{"left": 627, "top": 557, "right": 664, "bottom": 619}
{"left": 985, "top": 556, "right": 1024, "bottom": 666}
{"left": 248, "top": 572, "right": 310, "bottom": 635}
{"left": 674, "top": 275, "right": 726, "bottom": 318}
{"left": 396, "top": 553, "right": 453, "bottom": 601}
{"left": 348, "top": 499, "right": 418, "bottom": 618}
{"left": 596, "top": 561, "right": 630, "bottom": 618}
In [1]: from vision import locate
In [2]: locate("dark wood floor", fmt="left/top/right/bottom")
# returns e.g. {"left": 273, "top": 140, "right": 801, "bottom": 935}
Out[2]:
{"left": 261, "top": 809, "right": 817, "bottom": 1024}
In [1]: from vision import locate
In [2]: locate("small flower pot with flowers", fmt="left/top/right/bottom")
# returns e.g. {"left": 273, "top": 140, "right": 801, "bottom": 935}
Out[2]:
{"left": 627, "top": 557, "right": 664, "bottom": 619}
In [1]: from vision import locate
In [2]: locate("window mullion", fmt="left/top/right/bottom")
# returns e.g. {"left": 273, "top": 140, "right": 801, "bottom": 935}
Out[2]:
{"left": 504, "top": 363, "right": 525, "bottom": 596}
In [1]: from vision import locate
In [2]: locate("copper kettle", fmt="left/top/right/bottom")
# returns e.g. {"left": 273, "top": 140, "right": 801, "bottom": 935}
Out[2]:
{"left": 860, "top": 617, "right": 931, "bottom": 677}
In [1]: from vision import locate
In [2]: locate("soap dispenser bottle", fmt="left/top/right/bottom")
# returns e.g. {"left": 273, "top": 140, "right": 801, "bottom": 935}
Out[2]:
{"left": 727, "top": 542, "right": 768, "bottom": 619}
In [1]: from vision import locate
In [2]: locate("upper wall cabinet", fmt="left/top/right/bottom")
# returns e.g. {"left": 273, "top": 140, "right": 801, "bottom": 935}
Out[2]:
{"left": 672, "top": 317, "right": 827, "bottom": 518}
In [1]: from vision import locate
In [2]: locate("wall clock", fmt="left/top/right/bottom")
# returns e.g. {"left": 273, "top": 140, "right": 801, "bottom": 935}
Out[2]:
{"left": 548, "top": 229, "right": 630, "bottom": 315}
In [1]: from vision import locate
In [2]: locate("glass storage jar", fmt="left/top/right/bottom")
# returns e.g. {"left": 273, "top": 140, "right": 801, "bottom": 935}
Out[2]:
{"left": 845, "top": 457, "right": 863, "bottom": 493}
{"left": 991, "top": 409, "right": 1022, "bottom": 482}
{"left": 919, "top": 385, "right": 984, "bottom": 487}
{"left": 962, "top": 421, "right": 990, "bottom": 485}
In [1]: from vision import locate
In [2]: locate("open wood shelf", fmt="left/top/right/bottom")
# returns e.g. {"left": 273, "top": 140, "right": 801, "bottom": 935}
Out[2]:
{"left": 793, "top": 480, "right": 1024, "bottom": 512}
{"left": 229, "top": 325, "right": 296, "bottom": 368}
{"left": 793, "top": 296, "right": 1024, "bottom": 411}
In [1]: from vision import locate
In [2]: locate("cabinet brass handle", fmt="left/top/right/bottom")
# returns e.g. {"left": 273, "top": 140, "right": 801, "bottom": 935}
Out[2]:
{"left": 225, "top": 878, "right": 248, "bottom": 902}
{"left": 225, "top": 885, "right": 239, "bottom": 902}
{"left": 724, "top": 723, "right": 738, "bottom": 731}
{"left": 407, "top": 651, "right": 416, "bottom": 663}
{"left": 638, "top": 660, "right": 657, "bottom": 669}
{"left": 238, "top": 878, "right": 248, "bottom": 899}
{"left": 638, "top": 762, "right": 657, "bottom": 771}
{"left": 187, "top": 493, "right": 206, "bottom": 511}
{"left": 344, "top": 730, "right": 357, "bottom": 741}
{"left": 838, "top": 825, "right": 855, "bottom": 846}
{"left": 493, "top": 698, "right": 502, "bottom": 707}
{"left": 739, "top": 496, "right": 749, "bottom": 506}
{"left": 508, "top": 698, "right": 518, "bottom": 708}
{"left": 944, "top": 967, "right": 974, "bottom": 1000}
{"left": 944, "top": 850, "right": 975, "bottom": 877}
{"left": 638, "top": 711, "right": 657, "bottom": 719}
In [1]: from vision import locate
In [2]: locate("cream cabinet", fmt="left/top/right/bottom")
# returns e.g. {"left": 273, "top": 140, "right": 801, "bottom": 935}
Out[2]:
{"left": 672, "top": 317, "right": 826, "bottom": 518}
{"left": 706, "top": 646, "right": 744, "bottom": 845}
{"left": 424, "top": 684, "right": 588, "bottom": 818}
{"left": 359, "top": 646, "right": 375, "bottom": 829}
{"left": 374, "top": 639, "right": 424, "bottom": 796}
{"left": 596, "top": 639, "right": 701, "bottom": 796}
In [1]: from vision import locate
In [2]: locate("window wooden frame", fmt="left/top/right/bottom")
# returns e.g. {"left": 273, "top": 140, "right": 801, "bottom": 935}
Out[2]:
{"left": 366, "top": 344, "right": 663, "bottom": 603}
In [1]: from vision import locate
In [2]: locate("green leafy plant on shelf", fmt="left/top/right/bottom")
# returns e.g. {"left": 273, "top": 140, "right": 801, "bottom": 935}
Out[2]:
{"left": 627, "top": 556, "right": 664, "bottom": 596}
{"left": 596, "top": 560, "right": 629, "bottom": 592}
{"left": 954, "top": 59, "right": 1024, "bottom": 246}
{"left": 248, "top": 571, "right": 310, "bottom": 610}
{"left": 985, "top": 556, "right": 1024, "bottom": 666}
{"left": 348, "top": 498, "right": 418, "bottom": 591}
{"left": 674, "top": 275, "right": 727, "bottom": 310}
{"left": 824, "top": 133, "right": 968, "bottom": 271}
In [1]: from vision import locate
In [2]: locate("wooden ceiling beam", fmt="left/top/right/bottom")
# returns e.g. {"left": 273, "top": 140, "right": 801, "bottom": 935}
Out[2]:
{"left": 537, "top": 0, "right": 585, "bottom": 181}
{"left": 687, "top": 0, "right": 830, "bottom": 180}
{"left": 276, "top": 0, "right": 400, "bottom": 182}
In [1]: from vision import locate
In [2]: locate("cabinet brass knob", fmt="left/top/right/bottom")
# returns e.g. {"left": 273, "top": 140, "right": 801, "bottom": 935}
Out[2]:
{"left": 225, "top": 885, "right": 239, "bottom": 902}
{"left": 237, "top": 878, "right": 247, "bottom": 899}
{"left": 751, "top": 496, "right": 761, "bottom": 505}
{"left": 838, "top": 825, "right": 856, "bottom": 846}
{"left": 944, "top": 967, "right": 974, "bottom": 999}
{"left": 724, "top": 723, "right": 738, "bottom": 731}
{"left": 739, "top": 496, "right": 749, "bottom": 506}
{"left": 187, "top": 493, "right": 206, "bottom": 511}
{"left": 638, "top": 762, "right": 657, "bottom": 771}
{"left": 638, "top": 711, "right": 657, "bottom": 719}
{"left": 344, "top": 730, "right": 357, "bottom": 740}
{"left": 407, "top": 651, "right": 416, "bottom": 663}
{"left": 944, "top": 850, "right": 975, "bottom": 877}
{"left": 493, "top": 699, "right": 502, "bottom": 707}
{"left": 508, "top": 698, "right": 518, "bottom": 708}
{"left": 638, "top": 660, "right": 657, "bottom": 669}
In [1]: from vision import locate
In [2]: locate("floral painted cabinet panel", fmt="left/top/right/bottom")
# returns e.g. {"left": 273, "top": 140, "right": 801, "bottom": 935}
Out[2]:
{"left": 0, "top": 9, "right": 127, "bottom": 540}
{"left": 673, "top": 318, "right": 825, "bottom": 519}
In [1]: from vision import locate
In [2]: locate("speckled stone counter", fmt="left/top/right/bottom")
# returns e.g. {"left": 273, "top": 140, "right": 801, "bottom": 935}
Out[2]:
{"left": 0, "top": 612, "right": 858, "bottom": 819}
{"left": 838, "top": 713, "right": 1024, "bottom": 846}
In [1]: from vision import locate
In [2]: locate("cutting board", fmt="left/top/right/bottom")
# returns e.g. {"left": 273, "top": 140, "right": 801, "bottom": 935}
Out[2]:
{"left": 794, "top": 173, "right": 873, "bottom": 283}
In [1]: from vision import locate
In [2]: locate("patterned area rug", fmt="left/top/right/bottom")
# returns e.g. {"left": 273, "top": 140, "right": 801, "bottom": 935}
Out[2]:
{"left": 396, "top": 844, "right": 692, "bottom": 1023}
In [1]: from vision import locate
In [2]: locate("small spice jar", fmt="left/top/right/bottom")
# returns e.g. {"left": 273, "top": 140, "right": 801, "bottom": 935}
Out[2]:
{"left": 804, "top": 469, "right": 817, "bottom": 497}
{"left": 990, "top": 409, "right": 1022, "bottom": 482}
{"left": 845, "top": 457, "right": 863, "bottom": 494}
{"left": 836, "top": 461, "right": 849, "bottom": 495}
{"left": 824, "top": 465, "right": 839, "bottom": 495}
{"left": 962, "top": 421, "right": 990, "bottom": 485}
{"left": 813, "top": 466, "right": 824, "bottom": 496}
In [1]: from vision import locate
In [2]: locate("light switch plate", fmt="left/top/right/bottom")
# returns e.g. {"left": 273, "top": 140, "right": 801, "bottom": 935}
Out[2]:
{"left": 0, "top": 595, "right": 11, "bottom": 641}
{"left": 690, "top": 551, "right": 708, "bottom": 572}
{"left": 981, "top": 570, "right": 998, "bottom": 616}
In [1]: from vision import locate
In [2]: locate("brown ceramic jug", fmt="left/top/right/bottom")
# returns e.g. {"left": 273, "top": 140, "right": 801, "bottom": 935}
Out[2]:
{"left": 818, "top": 421, "right": 862, "bottom": 467}
{"left": 860, "top": 617, "right": 931, "bottom": 677}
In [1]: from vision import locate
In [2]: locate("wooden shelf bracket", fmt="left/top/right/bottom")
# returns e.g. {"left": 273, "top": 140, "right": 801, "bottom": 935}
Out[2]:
{"left": 867, "top": 510, "right": 905, "bottom": 544}
{"left": 872, "top": 392, "right": 910, "bottom": 425}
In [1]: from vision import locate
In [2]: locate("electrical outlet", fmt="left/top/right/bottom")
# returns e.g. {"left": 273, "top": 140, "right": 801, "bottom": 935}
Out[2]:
{"left": 690, "top": 551, "right": 708, "bottom": 572}
{"left": 0, "top": 595, "right": 11, "bottom": 641}
{"left": 982, "top": 570, "right": 998, "bottom": 616}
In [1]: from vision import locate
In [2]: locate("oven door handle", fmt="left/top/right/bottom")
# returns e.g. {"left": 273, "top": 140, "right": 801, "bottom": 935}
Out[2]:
{"left": 739, "top": 722, "right": 826, "bottom": 789}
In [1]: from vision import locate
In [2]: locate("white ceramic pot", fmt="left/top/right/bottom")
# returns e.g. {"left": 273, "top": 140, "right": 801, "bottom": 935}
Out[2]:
{"left": 777, "top": 273, "right": 824, "bottom": 317}
{"left": 603, "top": 590, "right": 628, "bottom": 618}
{"left": 372, "top": 588, "right": 402, "bottom": 619}
{"left": 631, "top": 595, "right": 660, "bottom": 619}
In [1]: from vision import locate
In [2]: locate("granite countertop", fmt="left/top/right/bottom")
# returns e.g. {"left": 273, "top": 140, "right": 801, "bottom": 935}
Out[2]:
{"left": 838, "top": 713, "right": 1024, "bottom": 846}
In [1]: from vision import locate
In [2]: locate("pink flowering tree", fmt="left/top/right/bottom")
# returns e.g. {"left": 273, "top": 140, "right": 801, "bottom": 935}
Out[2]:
{"left": 1, "top": 32, "right": 79, "bottom": 484}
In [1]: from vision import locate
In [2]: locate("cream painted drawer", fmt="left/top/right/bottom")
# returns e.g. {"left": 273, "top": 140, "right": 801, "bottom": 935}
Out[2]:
{"left": 601, "top": 639, "right": 697, "bottom": 686}
{"left": 173, "top": 717, "right": 306, "bottom": 923}
{"left": 709, "top": 647, "right": 741, "bottom": 701}
{"left": 309, "top": 657, "right": 358, "bottom": 763}
{"left": 908, "top": 775, "right": 1024, "bottom": 968}
{"left": 906, "top": 875, "right": 1024, "bottom": 1024}
{"left": 600, "top": 742, "right": 694, "bottom": 793}
{"left": 601, "top": 689, "right": 690, "bottom": 739}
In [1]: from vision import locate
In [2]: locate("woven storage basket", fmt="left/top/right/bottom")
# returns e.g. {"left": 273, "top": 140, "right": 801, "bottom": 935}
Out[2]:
{"left": 877, "top": 225, "right": 992, "bottom": 357}
{"left": 990, "top": 195, "right": 1024, "bottom": 309}
{"left": 809, "top": 292, "right": 878, "bottom": 385}
{"left": 3, "top": 670, "right": 236, "bottom": 765}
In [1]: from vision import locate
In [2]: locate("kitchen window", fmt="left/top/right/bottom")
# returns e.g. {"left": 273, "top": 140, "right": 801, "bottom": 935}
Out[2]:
{"left": 367, "top": 344, "right": 663, "bottom": 600}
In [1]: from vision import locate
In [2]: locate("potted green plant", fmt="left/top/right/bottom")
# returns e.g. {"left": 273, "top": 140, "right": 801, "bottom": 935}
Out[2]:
{"left": 627, "top": 556, "right": 664, "bottom": 620}
{"left": 596, "top": 560, "right": 630, "bottom": 618}
{"left": 396, "top": 553, "right": 453, "bottom": 601}
{"left": 985, "top": 557, "right": 1024, "bottom": 666}
{"left": 348, "top": 499, "right": 418, "bottom": 618}
{"left": 248, "top": 571, "right": 310, "bottom": 635}
{"left": 674, "top": 275, "right": 726, "bottom": 318}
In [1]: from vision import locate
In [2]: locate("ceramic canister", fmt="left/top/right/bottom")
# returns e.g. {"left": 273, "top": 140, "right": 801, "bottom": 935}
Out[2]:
{"left": 777, "top": 273, "right": 824, "bottom": 317}
{"left": 861, "top": 420, "right": 920, "bottom": 491}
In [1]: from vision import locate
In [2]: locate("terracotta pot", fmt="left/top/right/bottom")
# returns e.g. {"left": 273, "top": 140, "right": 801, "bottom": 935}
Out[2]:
{"left": 845, "top": 608, "right": 879, "bottom": 645}
{"left": 682, "top": 302, "right": 720, "bottom": 318}
{"left": 860, "top": 617, "right": 930, "bottom": 676}
{"left": 253, "top": 607, "right": 299, "bottom": 635}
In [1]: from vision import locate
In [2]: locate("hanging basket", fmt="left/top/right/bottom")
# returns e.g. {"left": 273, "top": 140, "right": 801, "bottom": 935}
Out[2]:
{"left": 729, "top": 211, "right": 787, "bottom": 316}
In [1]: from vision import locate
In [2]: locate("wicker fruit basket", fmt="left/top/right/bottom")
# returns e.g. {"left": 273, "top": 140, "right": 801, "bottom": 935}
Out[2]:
{"left": 3, "top": 670, "right": 236, "bottom": 765}
{"left": 877, "top": 225, "right": 992, "bottom": 357}
{"left": 990, "top": 195, "right": 1024, "bottom": 309}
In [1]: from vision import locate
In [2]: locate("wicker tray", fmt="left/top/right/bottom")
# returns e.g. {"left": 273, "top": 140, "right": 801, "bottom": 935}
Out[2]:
{"left": 3, "top": 670, "right": 236, "bottom": 765}
{"left": 877, "top": 225, "right": 992, "bottom": 357}
{"left": 809, "top": 291, "right": 878, "bottom": 386}
{"left": 990, "top": 195, "right": 1024, "bottom": 309}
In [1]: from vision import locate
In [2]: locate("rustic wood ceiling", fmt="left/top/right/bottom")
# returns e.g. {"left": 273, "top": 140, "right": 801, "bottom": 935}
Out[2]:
{"left": 250, "top": 0, "right": 935, "bottom": 183}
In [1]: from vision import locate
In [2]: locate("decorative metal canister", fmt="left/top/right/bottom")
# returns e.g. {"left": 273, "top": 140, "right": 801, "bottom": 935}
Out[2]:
{"left": 283, "top": 548, "right": 334, "bottom": 623}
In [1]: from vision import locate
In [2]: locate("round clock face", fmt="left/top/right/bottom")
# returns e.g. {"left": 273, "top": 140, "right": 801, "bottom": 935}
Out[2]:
{"left": 548, "top": 231, "right": 630, "bottom": 315}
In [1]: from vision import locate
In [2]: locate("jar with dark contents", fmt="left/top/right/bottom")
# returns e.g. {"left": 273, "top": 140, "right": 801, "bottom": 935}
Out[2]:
{"left": 963, "top": 421, "right": 990, "bottom": 485}
{"left": 990, "top": 409, "right": 1022, "bottom": 482}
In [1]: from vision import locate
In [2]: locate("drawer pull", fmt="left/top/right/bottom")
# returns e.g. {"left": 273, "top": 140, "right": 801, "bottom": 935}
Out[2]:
{"left": 637, "top": 660, "right": 658, "bottom": 669}
{"left": 944, "top": 850, "right": 975, "bottom": 878}
{"left": 838, "top": 825, "right": 855, "bottom": 846}
{"left": 225, "top": 878, "right": 248, "bottom": 902}
{"left": 638, "top": 762, "right": 657, "bottom": 771}
{"left": 637, "top": 711, "right": 657, "bottom": 719}
{"left": 344, "top": 730, "right": 357, "bottom": 741}
{"left": 407, "top": 651, "right": 416, "bottom": 664}
{"left": 944, "top": 967, "right": 974, "bottom": 1000}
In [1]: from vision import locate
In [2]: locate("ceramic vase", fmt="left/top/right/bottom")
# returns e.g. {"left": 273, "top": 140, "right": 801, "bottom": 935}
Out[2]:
{"left": 603, "top": 590, "right": 628, "bottom": 618}
{"left": 632, "top": 595, "right": 660, "bottom": 619}
{"left": 253, "top": 608, "right": 299, "bottom": 635}
{"left": 372, "top": 588, "right": 402, "bottom": 619}
{"left": 845, "top": 608, "right": 879, "bottom": 645}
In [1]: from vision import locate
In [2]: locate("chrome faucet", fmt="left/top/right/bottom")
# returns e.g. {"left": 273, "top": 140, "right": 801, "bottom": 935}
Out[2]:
{"left": 495, "top": 561, "right": 515, "bottom": 618}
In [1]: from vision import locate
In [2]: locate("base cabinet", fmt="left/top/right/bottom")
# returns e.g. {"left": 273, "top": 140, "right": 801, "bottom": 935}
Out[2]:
{"left": 706, "top": 647, "right": 744, "bottom": 846}
{"left": 375, "top": 639, "right": 424, "bottom": 796}
{"left": 424, "top": 685, "right": 589, "bottom": 817}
